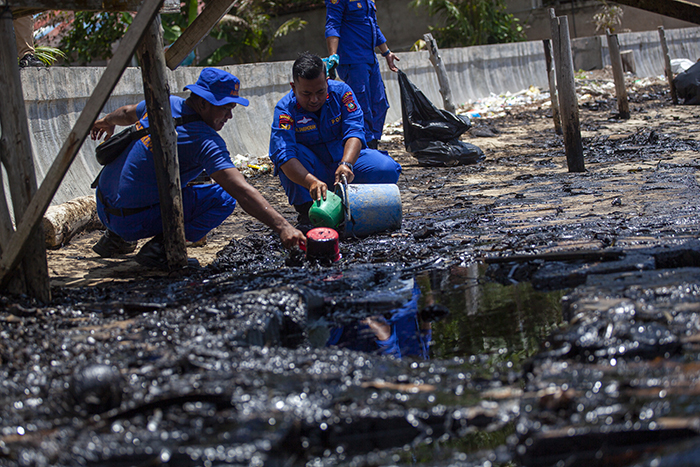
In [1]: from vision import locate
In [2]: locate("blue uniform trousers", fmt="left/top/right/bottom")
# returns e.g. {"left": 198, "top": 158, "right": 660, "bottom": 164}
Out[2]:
{"left": 337, "top": 62, "right": 389, "bottom": 142}
{"left": 278, "top": 144, "right": 401, "bottom": 206}
{"left": 97, "top": 183, "right": 237, "bottom": 243}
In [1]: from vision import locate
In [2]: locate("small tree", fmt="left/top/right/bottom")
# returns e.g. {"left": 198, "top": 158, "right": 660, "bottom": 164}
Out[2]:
{"left": 592, "top": 0, "right": 623, "bottom": 34}
{"left": 409, "top": 0, "right": 526, "bottom": 48}
{"left": 60, "top": 11, "right": 133, "bottom": 64}
{"left": 202, "top": 0, "right": 306, "bottom": 65}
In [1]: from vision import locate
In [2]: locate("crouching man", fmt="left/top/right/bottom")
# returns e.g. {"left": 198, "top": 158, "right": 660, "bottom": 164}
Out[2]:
{"left": 269, "top": 52, "right": 401, "bottom": 231}
{"left": 91, "top": 67, "right": 305, "bottom": 270}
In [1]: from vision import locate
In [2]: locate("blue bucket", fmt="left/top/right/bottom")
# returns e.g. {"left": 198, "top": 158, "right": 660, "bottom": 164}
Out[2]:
{"left": 337, "top": 183, "right": 402, "bottom": 237}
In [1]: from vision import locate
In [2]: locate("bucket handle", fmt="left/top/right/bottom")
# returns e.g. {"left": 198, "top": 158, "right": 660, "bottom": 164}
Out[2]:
{"left": 335, "top": 174, "right": 352, "bottom": 224}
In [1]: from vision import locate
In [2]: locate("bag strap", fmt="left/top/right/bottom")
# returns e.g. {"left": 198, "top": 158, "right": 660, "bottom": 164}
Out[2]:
{"left": 174, "top": 112, "right": 202, "bottom": 127}
{"left": 133, "top": 112, "right": 202, "bottom": 137}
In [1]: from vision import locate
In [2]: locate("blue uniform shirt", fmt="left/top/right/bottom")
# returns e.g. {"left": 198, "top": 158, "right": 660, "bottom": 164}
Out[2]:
{"left": 325, "top": 0, "right": 387, "bottom": 65}
{"left": 269, "top": 80, "right": 366, "bottom": 172}
{"left": 98, "top": 96, "right": 235, "bottom": 209}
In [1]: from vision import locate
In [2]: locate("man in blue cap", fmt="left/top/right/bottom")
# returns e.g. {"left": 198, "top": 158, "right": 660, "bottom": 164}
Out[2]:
{"left": 269, "top": 52, "right": 401, "bottom": 230}
{"left": 90, "top": 67, "right": 306, "bottom": 270}
{"left": 325, "top": 0, "right": 399, "bottom": 149}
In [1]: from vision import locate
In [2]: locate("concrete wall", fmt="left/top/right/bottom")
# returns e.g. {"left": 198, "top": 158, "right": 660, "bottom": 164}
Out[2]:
{"left": 513, "top": 0, "right": 700, "bottom": 42}
{"left": 13, "top": 26, "right": 700, "bottom": 209}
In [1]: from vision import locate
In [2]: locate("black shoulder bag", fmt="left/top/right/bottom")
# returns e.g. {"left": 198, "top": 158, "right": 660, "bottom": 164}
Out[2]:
{"left": 95, "top": 113, "right": 203, "bottom": 166}
{"left": 91, "top": 113, "right": 203, "bottom": 188}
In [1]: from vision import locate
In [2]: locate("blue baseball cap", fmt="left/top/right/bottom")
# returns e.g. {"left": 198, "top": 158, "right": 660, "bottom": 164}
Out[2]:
{"left": 184, "top": 68, "right": 249, "bottom": 107}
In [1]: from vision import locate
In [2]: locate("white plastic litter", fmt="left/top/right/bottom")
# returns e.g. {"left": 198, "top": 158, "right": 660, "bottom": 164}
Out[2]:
{"left": 671, "top": 58, "right": 696, "bottom": 75}
{"left": 232, "top": 153, "right": 272, "bottom": 177}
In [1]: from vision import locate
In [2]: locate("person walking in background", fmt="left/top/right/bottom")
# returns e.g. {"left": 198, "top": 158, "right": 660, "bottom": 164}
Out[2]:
{"left": 14, "top": 15, "right": 43, "bottom": 67}
{"left": 325, "top": 0, "right": 399, "bottom": 149}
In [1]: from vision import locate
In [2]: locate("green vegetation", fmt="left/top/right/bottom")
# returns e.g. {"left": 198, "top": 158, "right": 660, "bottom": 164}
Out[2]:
{"left": 60, "top": 11, "right": 133, "bottom": 64}
{"left": 202, "top": 1, "right": 307, "bottom": 65}
{"left": 32, "top": 45, "right": 67, "bottom": 66}
{"left": 58, "top": 0, "right": 308, "bottom": 65}
{"left": 408, "top": 0, "right": 526, "bottom": 48}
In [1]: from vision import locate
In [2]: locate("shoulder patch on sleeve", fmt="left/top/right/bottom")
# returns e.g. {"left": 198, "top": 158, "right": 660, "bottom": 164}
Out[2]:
{"left": 279, "top": 114, "right": 293, "bottom": 130}
{"left": 342, "top": 91, "right": 358, "bottom": 112}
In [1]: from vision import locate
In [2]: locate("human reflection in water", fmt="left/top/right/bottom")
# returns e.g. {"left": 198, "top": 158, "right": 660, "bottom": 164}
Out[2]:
{"left": 325, "top": 282, "right": 433, "bottom": 360}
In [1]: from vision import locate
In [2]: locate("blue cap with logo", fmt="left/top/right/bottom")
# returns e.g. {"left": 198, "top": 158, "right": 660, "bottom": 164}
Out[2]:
{"left": 184, "top": 68, "right": 249, "bottom": 107}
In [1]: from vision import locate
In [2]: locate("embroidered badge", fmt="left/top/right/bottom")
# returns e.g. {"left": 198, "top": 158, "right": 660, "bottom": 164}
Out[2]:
{"left": 357, "top": 2, "right": 362, "bottom": 8}
{"left": 297, "top": 116, "right": 313, "bottom": 125}
{"left": 342, "top": 91, "right": 358, "bottom": 112}
{"left": 279, "top": 114, "right": 293, "bottom": 130}
{"left": 331, "top": 0, "right": 338, "bottom": 4}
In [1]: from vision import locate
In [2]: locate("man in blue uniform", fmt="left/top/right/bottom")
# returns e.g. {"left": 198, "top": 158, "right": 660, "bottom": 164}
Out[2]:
{"left": 325, "top": 0, "right": 399, "bottom": 149}
{"left": 90, "top": 68, "right": 305, "bottom": 270}
{"left": 269, "top": 52, "right": 401, "bottom": 227}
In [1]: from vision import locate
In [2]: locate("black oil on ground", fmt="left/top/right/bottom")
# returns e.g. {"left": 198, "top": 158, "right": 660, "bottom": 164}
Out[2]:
{"left": 3, "top": 75, "right": 700, "bottom": 466}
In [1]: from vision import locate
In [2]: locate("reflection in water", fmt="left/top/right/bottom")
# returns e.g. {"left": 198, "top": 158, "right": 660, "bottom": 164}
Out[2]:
{"left": 419, "top": 263, "right": 565, "bottom": 362}
{"left": 322, "top": 263, "right": 564, "bottom": 364}
{"left": 326, "top": 281, "right": 433, "bottom": 360}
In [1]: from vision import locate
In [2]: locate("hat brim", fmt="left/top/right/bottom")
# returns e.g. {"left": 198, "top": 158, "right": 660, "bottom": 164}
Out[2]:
{"left": 184, "top": 84, "right": 249, "bottom": 107}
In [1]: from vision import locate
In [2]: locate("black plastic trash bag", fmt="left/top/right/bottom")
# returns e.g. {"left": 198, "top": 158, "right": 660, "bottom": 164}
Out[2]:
{"left": 398, "top": 69, "right": 485, "bottom": 167}
{"left": 673, "top": 60, "right": 700, "bottom": 105}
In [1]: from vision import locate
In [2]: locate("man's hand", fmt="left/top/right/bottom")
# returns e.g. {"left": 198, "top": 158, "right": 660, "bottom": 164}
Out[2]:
{"left": 323, "top": 54, "right": 339, "bottom": 79}
{"left": 385, "top": 52, "right": 400, "bottom": 73}
{"left": 279, "top": 225, "right": 307, "bottom": 250}
{"left": 91, "top": 118, "right": 116, "bottom": 141}
{"left": 280, "top": 158, "right": 329, "bottom": 201}
{"left": 90, "top": 104, "right": 139, "bottom": 141}
{"left": 308, "top": 179, "right": 328, "bottom": 202}
{"left": 335, "top": 163, "right": 354, "bottom": 185}
{"left": 212, "top": 167, "right": 307, "bottom": 251}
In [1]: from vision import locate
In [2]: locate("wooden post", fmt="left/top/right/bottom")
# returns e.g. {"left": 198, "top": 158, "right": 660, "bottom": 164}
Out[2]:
{"left": 423, "top": 33, "right": 455, "bottom": 113}
{"left": 620, "top": 50, "right": 636, "bottom": 74}
{"left": 659, "top": 26, "right": 679, "bottom": 105}
{"left": 0, "top": 8, "right": 50, "bottom": 301}
{"left": 165, "top": 0, "right": 236, "bottom": 70}
{"left": 0, "top": 0, "right": 164, "bottom": 290}
{"left": 543, "top": 39, "right": 562, "bottom": 135}
{"left": 606, "top": 30, "right": 630, "bottom": 119}
{"left": 0, "top": 143, "right": 31, "bottom": 296}
{"left": 549, "top": 9, "right": 584, "bottom": 173}
{"left": 136, "top": 15, "right": 188, "bottom": 270}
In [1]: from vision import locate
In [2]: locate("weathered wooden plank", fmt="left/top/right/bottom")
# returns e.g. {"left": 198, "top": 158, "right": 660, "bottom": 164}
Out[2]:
{"left": 423, "top": 33, "right": 455, "bottom": 113}
{"left": 483, "top": 249, "right": 624, "bottom": 264}
{"left": 137, "top": 14, "right": 189, "bottom": 270}
{"left": 549, "top": 9, "right": 584, "bottom": 172}
{"left": 659, "top": 27, "right": 679, "bottom": 105}
{"left": 612, "top": 0, "right": 700, "bottom": 25}
{"left": 7, "top": 0, "right": 179, "bottom": 15}
{"left": 0, "top": 0, "right": 164, "bottom": 290}
{"left": 165, "top": 0, "right": 236, "bottom": 70}
{"left": 543, "top": 39, "right": 562, "bottom": 135}
{"left": 606, "top": 31, "right": 630, "bottom": 119}
{"left": 0, "top": 8, "right": 50, "bottom": 301}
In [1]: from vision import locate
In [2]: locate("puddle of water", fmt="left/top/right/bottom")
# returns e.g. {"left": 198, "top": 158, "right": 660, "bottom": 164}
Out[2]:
{"left": 415, "top": 264, "right": 565, "bottom": 365}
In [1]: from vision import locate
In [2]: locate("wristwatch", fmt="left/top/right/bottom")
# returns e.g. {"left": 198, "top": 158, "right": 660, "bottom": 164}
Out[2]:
{"left": 339, "top": 161, "right": 354, "bottom": 171}
{"left": 381, "top": 49, "right": 391, "bottom": 57}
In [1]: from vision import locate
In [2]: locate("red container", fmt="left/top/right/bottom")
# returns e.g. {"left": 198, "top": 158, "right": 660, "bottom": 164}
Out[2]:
{"left": 305, "top": 227, "right": 341, "bottom": 262}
